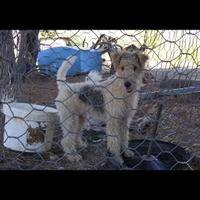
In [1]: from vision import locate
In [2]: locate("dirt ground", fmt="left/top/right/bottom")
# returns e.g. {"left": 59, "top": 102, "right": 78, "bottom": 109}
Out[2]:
{"left": 1, "top": 68, "right": 200, "bottom": 170}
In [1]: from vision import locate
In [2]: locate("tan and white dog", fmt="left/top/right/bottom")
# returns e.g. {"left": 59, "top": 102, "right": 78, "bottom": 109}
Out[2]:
{"left": 55, "top": 49, "right": 149, "bottom": 165}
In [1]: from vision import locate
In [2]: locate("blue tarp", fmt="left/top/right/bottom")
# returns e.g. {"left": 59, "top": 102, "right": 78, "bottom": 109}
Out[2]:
{"left": 37, "top": 46, "right": 102, "bottom": 76}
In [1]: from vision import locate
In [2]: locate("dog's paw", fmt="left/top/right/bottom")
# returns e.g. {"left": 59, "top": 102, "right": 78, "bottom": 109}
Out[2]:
{"left": 108, "top": 151, "right": 124, "bottom": 166}
{"left": 124, "top": 149, "right": 135, "bottom": 158}
{"left": 115, "top": 156, "right": 124, "bottom": 166}
{"left": 76, "top": 139, "right": 88, "bottom": 149}
{"left": 66, "top": 154, "right": 82, "bottom": 162}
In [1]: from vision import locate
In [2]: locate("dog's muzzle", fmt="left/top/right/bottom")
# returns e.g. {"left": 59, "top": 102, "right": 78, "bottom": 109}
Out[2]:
{"left": 124, "top": 81, "right": 133, "bottom": 93}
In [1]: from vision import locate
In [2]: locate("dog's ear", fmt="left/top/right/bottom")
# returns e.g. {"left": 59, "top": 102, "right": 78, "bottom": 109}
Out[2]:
{"left": 134, "top": 53, "right": 149, "bottom": 68}
{"left": 109, "top": 51, "right": 122, "bottom": 71}
{"left": 125, "top": 44, "right": 138, "bottom": 52}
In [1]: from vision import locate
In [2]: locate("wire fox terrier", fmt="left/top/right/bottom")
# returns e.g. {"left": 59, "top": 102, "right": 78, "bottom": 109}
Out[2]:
{"left": 55, "top": 49, "right": 149, "bottom": 165}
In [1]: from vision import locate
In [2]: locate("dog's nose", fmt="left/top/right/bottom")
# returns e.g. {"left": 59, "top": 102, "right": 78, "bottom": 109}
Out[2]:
{"left": 124, "top": 81, "right": 131, "bottom": 88}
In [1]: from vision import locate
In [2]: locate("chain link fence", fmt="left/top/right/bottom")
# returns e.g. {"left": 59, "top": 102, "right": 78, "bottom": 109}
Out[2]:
{"left": 0, "top": 30, "right": 200, "bottom": 170}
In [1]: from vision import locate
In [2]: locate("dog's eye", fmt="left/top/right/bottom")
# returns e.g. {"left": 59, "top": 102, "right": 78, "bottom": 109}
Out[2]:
{"left": 133, "top": 66, "right": 138, "bottom": 70}
{"left": 121, "top": 67, "right": 124, "bottom": 71}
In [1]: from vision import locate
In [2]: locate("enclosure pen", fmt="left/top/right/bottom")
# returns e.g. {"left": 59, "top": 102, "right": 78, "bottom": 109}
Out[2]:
{"left": 0, "top": 30, "right": 200, "bottom": 170}
{"left": 140, "top": 103, "right": 169, "bottom": 170}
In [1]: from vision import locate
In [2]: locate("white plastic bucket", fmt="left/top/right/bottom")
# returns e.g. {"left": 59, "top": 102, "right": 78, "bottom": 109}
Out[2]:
{"left": 2, "top": 102, "right": 58, "bottom": 153}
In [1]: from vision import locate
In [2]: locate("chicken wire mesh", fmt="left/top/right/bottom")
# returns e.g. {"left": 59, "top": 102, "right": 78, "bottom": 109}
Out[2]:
{"left": 0, "top": 30, "right": 200, "bottom": 170}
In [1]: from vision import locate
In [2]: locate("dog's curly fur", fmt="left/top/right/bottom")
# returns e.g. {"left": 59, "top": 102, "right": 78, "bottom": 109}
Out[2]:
{"left": 55, "top": 50, "right": 149, "bottom": 165}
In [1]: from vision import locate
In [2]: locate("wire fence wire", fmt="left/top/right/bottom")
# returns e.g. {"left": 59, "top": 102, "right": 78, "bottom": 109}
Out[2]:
{"left": 0, "top": 30, "right": 200, "bottom": 170}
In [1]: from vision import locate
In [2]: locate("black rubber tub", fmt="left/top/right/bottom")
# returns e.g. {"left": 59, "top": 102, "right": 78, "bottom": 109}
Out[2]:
{"left": 107, "top": 140, "right": 191, "bottom": 170}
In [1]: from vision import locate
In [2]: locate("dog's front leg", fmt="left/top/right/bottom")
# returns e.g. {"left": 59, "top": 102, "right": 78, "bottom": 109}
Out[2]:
{"left": 120, "top": 118, "right": 135, "bottom": 158}
{"left": 106, "top": 119, "right": 125, "bottom": 165}
{"left": 120, "top": 130, "right": 135, "bottom": 158}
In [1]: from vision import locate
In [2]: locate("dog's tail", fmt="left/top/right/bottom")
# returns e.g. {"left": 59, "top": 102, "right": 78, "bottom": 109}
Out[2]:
{"left": 56, "top": 55, "right": 77, "bottom": 88}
